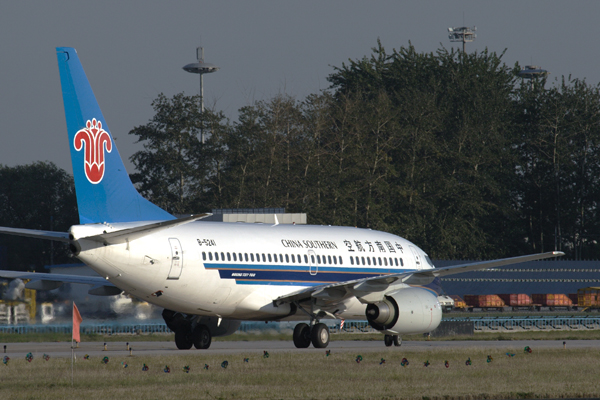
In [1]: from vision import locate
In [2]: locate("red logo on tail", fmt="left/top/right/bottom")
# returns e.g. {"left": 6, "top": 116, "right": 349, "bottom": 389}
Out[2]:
{"left": 73, "top": 119, "right": 112, "bottom": 184}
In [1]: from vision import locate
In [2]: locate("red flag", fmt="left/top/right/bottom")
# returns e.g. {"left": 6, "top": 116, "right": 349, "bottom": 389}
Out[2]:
{"left": 72, "top": 302, "right": 82, "bottom": 343}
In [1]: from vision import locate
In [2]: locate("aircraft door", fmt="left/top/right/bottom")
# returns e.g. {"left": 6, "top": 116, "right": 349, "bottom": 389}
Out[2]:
{"left": 308, "top": 250, "right": 318, "bottom": 276}
{"left": 167, "top": 238, "right": 183, "bottom": 279}
{"left": 409, "top": 245, "right": 422, "bottom": 270}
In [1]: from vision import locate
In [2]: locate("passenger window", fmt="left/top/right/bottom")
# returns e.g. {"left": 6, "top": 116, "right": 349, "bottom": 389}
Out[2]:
{"left": 250, "top": 254, "right": 255, "bottom": 262}
{"left": 311, "top": 255, "right": 315, "bottom": 264}
{"left": 245, "top": 253, "right": 249, "bottom": 262}
{"left": 233, "top": 253, "right": 237, "bottom": 262}
{"left": 328, "top": 255, "right": 332, "bottom": 264}
{"left": 285, "top": 254, "right": 289, "bottom": 263}
{"left": 262, "top": 254, "right": 266, "bottom": 262}
{"left": 361, "top": 256, "right": 365, "bottom": 265}
{"left": 333, "top": 256, "right": 337, "bottom": 265}
{"left": 373, "top": 257, "right": 376, "bottom": 265}
{"left": 209, "top": 252, "right": 213, "bottom": 261}
{"left": 339, "top": 256, "right": 343, "bottom": 265}
{"left": 384, "top": 258, "right": 387, "bottom": 266}
{"left": 304, "top": 255, "right": 309, "bottom": 264}
{"left": 400, "top": 258, "right": 404, "bottom": 266}
{"left": 221, "top": 252, "right": 225, "bottom": 261}
{"left": 291, "top": 254, "right": 295, "bottom": 263}
{"left": 256, "top": 253, "right": 260, "bottom": 262}
{"left": 394, "top": 258, "right": 398, "bottom": 266}
{"left": 378, "top": 257, "right": 382, "bottom": 266}
{"left": 350, "top": 257, "right": 354, "bottom": 265}
{"left": 317, "top": 255, "right": 321, "bottom": 264}
{"left": 279, "top": 254, "right": 283, "bottom": 263}
{"left": 227, "top": 253, "right": 231, "bottom": 261}
{"left": 239, "top": 253, "right": 243, "bottom": 261}
{"left": 367, "top": 257, "right": 371, "bottom": 266}
{"left": 273, "top": 254, "right": 277, "bottom": 262}
{"left": 215, "top": 252, "right": 219, "bottom": 261}
{"left": 268, "top": 254, "right": 272, "bottom": 262}
{"left": 202, "top": 252, "right": 206, "bottom": 261}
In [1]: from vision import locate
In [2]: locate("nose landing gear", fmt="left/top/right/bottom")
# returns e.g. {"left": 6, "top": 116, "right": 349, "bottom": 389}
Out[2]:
{"left": 384, "top": 334, "right": 401, "bottom": 347}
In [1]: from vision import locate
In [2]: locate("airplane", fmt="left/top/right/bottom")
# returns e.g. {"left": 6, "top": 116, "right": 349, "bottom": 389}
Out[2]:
{"left": 0, "top": 47, "right": 564, "bottom": 350}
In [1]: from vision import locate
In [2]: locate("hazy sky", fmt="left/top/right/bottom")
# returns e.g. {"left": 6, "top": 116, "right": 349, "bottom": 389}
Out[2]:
{"left": 2, "top": 1, "right": 599, "bottom": 174}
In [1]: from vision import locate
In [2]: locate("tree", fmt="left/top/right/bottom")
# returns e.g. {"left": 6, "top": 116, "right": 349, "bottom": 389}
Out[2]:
{"left": 129, "top": 93, "right": 203, "bottom": 214}
{"left": 126, "top": 42, "right": 600, "bottom": 260}
{"left": 327, "top": 43, "right": 520, "bottom": 258}
{"left": 224, "top": 95, "right": 306, "bottom": 210}
{"left": 0, "top": 162, "right": 77, "bottom": 270}
{"left": 514, "top": 77, "right": 600, "bottom": 258}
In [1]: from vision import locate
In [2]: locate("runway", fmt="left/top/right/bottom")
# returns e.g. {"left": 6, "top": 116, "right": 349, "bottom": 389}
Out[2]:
{"left": 2, "top": 339, "right": 599, "bottom": 359}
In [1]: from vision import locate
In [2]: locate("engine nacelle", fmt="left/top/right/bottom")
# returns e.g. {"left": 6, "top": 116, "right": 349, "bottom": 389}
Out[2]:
{"left": 365, "top": 287, "right": 442, "bottom": 335}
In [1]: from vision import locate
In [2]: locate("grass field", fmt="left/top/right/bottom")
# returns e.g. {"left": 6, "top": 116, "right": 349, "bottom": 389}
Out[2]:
{"left": 0, "top": 346, "right": 598, "bottom": 399}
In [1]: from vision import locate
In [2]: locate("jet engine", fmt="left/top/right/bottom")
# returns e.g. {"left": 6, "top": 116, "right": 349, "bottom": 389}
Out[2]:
{"left": 365, "top": 287, "right": 442, "bottom": 334}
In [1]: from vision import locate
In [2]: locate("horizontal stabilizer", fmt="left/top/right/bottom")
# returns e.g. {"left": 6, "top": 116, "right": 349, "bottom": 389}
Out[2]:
{"left": 82, "top": 214, "right": 211, "bottom": 245}
{"left": 0, "top": 227, "right": 70, "bottom": 242}
{"left": 0, "top": 270, "right": 114, "bottom": 290}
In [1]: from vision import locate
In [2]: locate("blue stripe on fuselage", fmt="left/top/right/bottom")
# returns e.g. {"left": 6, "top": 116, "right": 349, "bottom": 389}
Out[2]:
{"left": 203, "top": 262, "right": 415, "bottom": 285}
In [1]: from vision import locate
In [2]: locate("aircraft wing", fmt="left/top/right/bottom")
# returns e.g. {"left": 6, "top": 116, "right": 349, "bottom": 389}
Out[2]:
{"left": 274, "top": 251, "right": 564, "bottom": 305}
{"left": 414, "top": 251, "right": 565, "bottom": 278}
{"left": 0, "top": 270, "right": 121, "bottom": 296}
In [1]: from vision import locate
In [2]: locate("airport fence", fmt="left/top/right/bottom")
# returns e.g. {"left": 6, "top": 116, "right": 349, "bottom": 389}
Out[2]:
{"left": 0, "top": 321, "right": 371, "bottom": 335}
{"left": 1, "top": 317, "right": 599, "bottom": 335}
{"left": 445, "top": 316, "right": 600, "bottom": 331}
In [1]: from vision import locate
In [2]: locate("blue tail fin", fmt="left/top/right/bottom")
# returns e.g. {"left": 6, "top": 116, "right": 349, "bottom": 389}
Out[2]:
{"left": 56, "top": 47, "right": 174, "bottom": 224}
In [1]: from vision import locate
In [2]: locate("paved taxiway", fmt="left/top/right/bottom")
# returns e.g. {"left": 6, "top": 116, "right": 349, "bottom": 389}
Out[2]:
{"left": 3, "top": 339, "right": 600, "bottom": 359}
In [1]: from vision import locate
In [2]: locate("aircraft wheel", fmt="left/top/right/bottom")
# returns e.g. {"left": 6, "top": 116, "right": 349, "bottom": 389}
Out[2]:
{"left": 311, "top": 323, "right": 330, "bottom": 348}
{"left": 293, "top": 323, "right": 311, "bottom": 348}
{"left": 192, "top": 324, "right": 212, "bottom": 349}
{"left": 393, "top": 335, "right": 401, "bottom": 347}
{"left": 174, "top": 328, "right": 193, "bottom": 350}
{"left": 384, "top": 334, "right": 393, "bottom": 347}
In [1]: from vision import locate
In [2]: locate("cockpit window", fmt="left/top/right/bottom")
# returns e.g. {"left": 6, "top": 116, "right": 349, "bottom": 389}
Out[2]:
{"left": 425, "top": 254, "right": 435, "bottom": 267}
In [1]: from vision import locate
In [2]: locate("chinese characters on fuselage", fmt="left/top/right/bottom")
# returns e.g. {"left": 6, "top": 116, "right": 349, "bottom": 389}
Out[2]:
{"left": 280, "top": 239, "right": 404, "bottom": 253}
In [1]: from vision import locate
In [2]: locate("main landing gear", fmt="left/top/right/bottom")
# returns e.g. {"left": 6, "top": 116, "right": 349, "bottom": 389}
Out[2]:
{"left": 163, "top": 309, "right": 212, "bottom": 350}
{"left": 384, "top": 334, "right": 401, "bottom": 347}
{"left": 172, "top": 322, "right": 212, "bottom": 350}
{"left": 293, "top": 322, "right": 330, "bottom": 348}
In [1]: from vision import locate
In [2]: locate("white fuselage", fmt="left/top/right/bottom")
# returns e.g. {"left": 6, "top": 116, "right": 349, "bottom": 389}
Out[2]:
{"left": 70, "top": 221, "right": 435, "bottom": 321}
